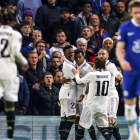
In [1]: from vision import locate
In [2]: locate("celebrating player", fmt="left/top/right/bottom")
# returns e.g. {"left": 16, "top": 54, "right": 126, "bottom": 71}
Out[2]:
{"left": 74, "top": 49, "right": 96, "bottom": 140}
{"left": 73, "top": 57, "right": 111, "bottom": 140}
{"left": 59, "top": 45, "right": 76, "bottom": 140}
{"left": 98, "top": 48, "right": 122, "bottom": 140}
{"left": 116, "top": 0, "right": 140, "bottom": 140}
{"left": 0, "top": 9, "right": 28, "bottom": 140}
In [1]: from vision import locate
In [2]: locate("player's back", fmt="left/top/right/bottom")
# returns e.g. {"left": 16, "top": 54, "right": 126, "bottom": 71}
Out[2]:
{"left": 0, "top": 25, "right": 22, "bottom": 79}
{"left": 86, "top": 70, "right": 111, "bottom": 114}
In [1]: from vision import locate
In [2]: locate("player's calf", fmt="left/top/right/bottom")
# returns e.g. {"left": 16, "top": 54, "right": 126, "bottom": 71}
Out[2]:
{"left": 112, "top": 122, "right": 121, "bottom": 140}
{"left": 59, "top": 117, "right": 67, "bottom": 139}
{"left": 98, "top": 127, "right": 111, "bottom": 140}
{"left": 5, "top": 102, "right": 15, "bottom": 140}
{"left": 61, "top": 116, "right": 75, "bottom": 140}
{"left": 88, "top": 125, "right": 97, "bottom": 140}
{"left": 75, "top": 125, "right": 85, "bottom": 140}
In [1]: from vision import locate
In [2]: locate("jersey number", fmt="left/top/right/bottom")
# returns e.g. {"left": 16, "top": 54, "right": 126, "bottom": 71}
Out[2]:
{"left": 0, "top": 39, "right": 10, "bottom": 58}
{"left": 95, "top": 81, "right": 109, "bottom": 96}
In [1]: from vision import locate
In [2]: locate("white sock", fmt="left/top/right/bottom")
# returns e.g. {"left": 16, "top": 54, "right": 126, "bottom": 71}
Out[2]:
{"left": 125, "top": 104, "right": 138, "bottom": 136}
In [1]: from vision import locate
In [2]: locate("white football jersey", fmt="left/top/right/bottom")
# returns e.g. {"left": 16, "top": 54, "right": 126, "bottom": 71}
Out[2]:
{"left": 106, "top": 60, "right": 120, "bottom": 98}
{"left": 0, "top": 25, "right": 27, "bottom": 79}
{"left": 59, "top": 59, "right": 76, "bottom": 100}
{"left": 75, "top": 70, "right": 111, "bottom": 114}
{"left": 76, "top": 60, "right": 94, "bottom": 103}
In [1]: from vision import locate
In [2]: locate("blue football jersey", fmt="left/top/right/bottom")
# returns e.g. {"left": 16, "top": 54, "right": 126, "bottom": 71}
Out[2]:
{"left": 118, "top": 18, "right": 140, "bottom": 70}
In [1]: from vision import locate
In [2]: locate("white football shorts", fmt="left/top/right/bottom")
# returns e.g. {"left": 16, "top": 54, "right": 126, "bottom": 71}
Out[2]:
{"left": 0, "top": 77, "right": 19, "bottom": 102}
{"left": 79, "top": 106, "right": 108, "bottom": 129}
{"left": 60, "top": 98, "right": 76, "bottom": 117}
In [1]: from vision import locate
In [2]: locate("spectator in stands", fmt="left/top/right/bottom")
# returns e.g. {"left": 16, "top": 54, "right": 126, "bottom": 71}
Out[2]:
{"left": 23, "top": 51, "right": 43, "bottom": 91}
{"left": 76, "top": 38, "right": 95, "bottom": 62}
{"left": 20, "top": 21, "right": 33, "bottom": 48}
{"left": 116, "top": 1, "right": 131, "bottom": 23}
{"left": 15, "top": 74, "right": 30, "bottom": 115}
{"left": 75, "top": 1, "right": 92, "bottom": 31}
{"left": 50, "top": 29, "right": 76, "bottom": 61}
{"left": 14, "top": 8, "right": 41, "bottom": 33}
{"left": 31, "top": 72, "right": 60, "bottom": 115}
{"left": 22, "top": 30, "right": 42, "bottom": 58}
{"left": 90, "top": 14, "right": 109, "bottom": 48}
{"left": 81, "top": 27, "right": 99, "bottom": 54}
{"left": 97, "top": 2, "right": 120, "bottom": 37}
{"left": 6, "top": 0, "right": 17, "bottom": 22}
{"left": 112, "top": 34, "right": 118, "bottom": 48}
{"left": 35, "top": 0, "right": 61, "bottom": 44}
{"left": 50, "top": 7, "right": 78, "bottom": 45}
{"left": 49, "top": 56, "right": 62, "bottom": 76}
{"left": 35, "top": 40, "right": 50, "bottom": 73}
{"left": 88, "top": 0, "right": 106, "bottom": 14}
{"left": 53, "top": 70, "right": 63, "bottom": 90}
{"left": 23, "top": 51, "right": 43, "bottom": 114}
{"left": 103, "top": 37, "right": 116, "bottom": 60}
{"left": 56, "top": 0, "right": 85, "bottom": 15}
{"left": 52, "top": 51, "right": 63, "bottom": 64}
{"left": 17, "top": 0, "right": 42, "bottom": 21}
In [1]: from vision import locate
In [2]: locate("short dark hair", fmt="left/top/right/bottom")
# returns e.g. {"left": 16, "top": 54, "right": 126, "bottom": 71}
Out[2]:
{"left": 51, "top": 56, "right": 60, "bottom": 62}
{"left": 82, "top": 1, "right": 92, "bottom": 7}
{"left": 35, "top": 40, "right": 46, "bottom": 48}
{"left": 54, "top": 70, "right": 62, "bottom": 76}
{"left": 44, "top": 72, "right": 53, "bottom": 78}
{"left": 56, "top": 29, "right": 65, "bottom": 36}
{"left": 74, "top": 49, "right": 84, "bottom": 56}
{"left": 100, "top": 48, "right": 109, "bottom": 54}
{"left": 63, "top": 45, "right": 73, "bottom": 53}
{"left": 20, "top": 21, "right": 30, "bottom": 28}
{"left": 94, "top": 57, "right": 106, "bottom": 71}
{"left": 82, "top": 26, "right": 92, "bottom": 32}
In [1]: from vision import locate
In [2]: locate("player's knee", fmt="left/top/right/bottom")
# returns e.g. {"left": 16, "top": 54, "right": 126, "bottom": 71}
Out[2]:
{"left": 125, "top": 104, "right": 137, "bottom": 121}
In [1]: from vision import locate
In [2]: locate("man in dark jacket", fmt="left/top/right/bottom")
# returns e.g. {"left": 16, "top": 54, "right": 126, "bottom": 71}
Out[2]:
{"left": 31, "top": 72, "right": 60, "bottom": 115}
{"left": 15, "top": 74, "right": 30, "bottom": 115}
{"left": 14, "top": 8, "right": 41, "bottom": 33}
{"left": 50, "top": 7, "right": 79, "bottom": 45}
{"left": 20, "top": 21, "right": 33, "bottom": 48}
{"left": 116, "top": 1, "right": 131, "bottom": 23}
{"left": 53, "top": 70, "right": 62, "bottom": 90}
{"left": 97, "top": 2, "right": 120, "bottom": 37}
{"left": 35, "top": 0, "right": 61, "bottom": 43}
{"left": 49, "top": 56, "right": 62, "bottom": 76}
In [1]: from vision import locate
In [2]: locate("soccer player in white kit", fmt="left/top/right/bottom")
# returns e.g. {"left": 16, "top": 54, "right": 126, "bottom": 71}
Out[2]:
{"left": 74, "top": 49, "right": 96, "bottom": 140}
{"left": 98, "top": 48, "right": 122, "bottom": 140}
{"left": 0, "top": 9, "right": 28, "bottom": 140}
{"left": 73, "top": 57, "right": 111, "bottom": 140}
{"left": 59, "top": 45, "right": 77, "bottom": 140}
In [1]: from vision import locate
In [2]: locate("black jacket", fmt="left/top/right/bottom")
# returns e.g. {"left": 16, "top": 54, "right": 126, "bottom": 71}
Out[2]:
{"left": 50, "top": 18, "right": 78, "bottom": 45}
{"left": 23, "top": 61, "right": 44, "bottom": 91}
{"left": 21, "top": 34, "right": 33, "bottom": 48}
{"left": 98, "top": 10, "right": 120, "bottom": 37}
{"left": 32, "top": 84, "right": 60, "bottom": 115}
{"left": 35, "top": 3, "right": 61, "bottom": 42}
{"left": 49, "top": 66, "right": 62, "bottom": 76}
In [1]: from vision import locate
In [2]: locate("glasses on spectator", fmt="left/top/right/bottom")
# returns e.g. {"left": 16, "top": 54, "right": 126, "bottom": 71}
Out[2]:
{"left": 37, "top": 45, "right": 45, "bottom": 48}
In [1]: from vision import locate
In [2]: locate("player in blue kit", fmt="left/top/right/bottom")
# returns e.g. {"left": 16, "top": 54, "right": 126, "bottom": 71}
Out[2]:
{"left": 116, "top": 1, "right": 140, "bottom": 140}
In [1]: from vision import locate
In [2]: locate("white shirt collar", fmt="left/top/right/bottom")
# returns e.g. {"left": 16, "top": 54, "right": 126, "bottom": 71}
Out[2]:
{"left": 65, "top": 58, "right": 75, "bottom": 66}
{"left": 106, "top": 60, "right": 110, "bottom": 66}
{"left": 131, "top": 18, "right": 140, "bottom": 27}
{"left": 78, "top": 60, "right": 87, "bottom": 69}
{"left": 102, "top": 14, "right": 110, "bottom": 21}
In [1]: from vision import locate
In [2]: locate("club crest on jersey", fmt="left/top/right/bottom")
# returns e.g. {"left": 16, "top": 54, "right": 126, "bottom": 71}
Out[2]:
{"left": 132, "top": 40, "right": 140, "bottom": 53}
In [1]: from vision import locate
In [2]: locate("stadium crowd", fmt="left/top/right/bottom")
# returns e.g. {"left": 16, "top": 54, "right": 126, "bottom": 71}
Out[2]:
{"left": 0, "top": 0, "right": 135, "bottom": 116}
